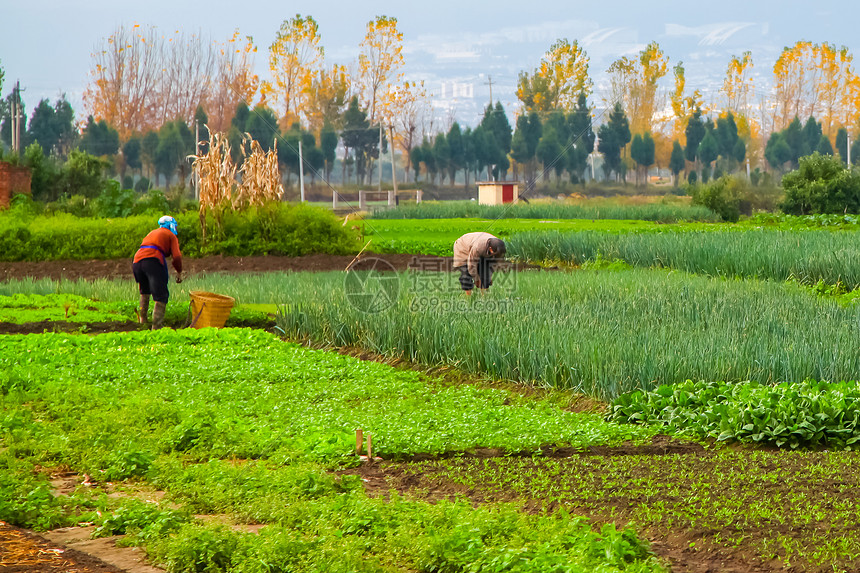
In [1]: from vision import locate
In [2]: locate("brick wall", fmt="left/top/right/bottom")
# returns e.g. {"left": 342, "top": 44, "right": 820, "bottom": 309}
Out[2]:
{"left": 0, "top": 161, "right": 32, "bottom": 208}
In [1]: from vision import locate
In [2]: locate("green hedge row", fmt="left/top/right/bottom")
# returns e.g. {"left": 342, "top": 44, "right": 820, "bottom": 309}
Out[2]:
{"left": 0, "top": 204, "right": 359, "bottom": 262}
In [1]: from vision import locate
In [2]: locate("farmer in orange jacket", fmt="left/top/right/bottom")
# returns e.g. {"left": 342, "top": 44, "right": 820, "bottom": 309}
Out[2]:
{"left": 452, "top": 232, "right": 506, "bottom": 295}
{"left": 132, "top": 215, "right": 183, "bottom": 329}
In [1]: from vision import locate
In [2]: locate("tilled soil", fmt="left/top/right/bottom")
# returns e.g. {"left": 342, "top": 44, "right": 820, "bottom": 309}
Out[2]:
{"left": 0, "top": 253, "right": 548, "bottom": 282}
{"left": 0, "top": 320, "right": 146, "bottom": 335}
{"left": 0, "top": 253, "right": 451, "bottom": 282}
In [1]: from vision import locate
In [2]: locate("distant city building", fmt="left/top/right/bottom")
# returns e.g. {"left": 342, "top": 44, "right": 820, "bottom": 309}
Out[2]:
{"left": 440, "top": 81, "right": 475, "bottom": 100}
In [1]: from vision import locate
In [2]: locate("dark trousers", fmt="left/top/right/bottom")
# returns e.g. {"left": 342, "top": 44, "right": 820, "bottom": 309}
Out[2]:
{"left": 458, "top": 257, "right": 494, "bottom": 290}
{"left": 133, "top": 258, "right": 170, "bottom": 303}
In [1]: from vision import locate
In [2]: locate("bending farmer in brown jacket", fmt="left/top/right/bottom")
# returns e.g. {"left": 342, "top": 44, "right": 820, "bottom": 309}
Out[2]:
{"left": 452, "top": 232, "right": 506, "bottom": 295}
{"left": 132, "top": 215, "right": 183, "bottom": 329}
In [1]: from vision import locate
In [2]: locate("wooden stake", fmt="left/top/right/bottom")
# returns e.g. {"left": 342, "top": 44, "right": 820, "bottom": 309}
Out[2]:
{"left": 345, "top": 239, "right": 372, "bottom": 271}
{"left": 355, "top": 428, "right": 364, "bottom": 455}
{"left": 366, "top": 433, "right": 373, "bottom": 460}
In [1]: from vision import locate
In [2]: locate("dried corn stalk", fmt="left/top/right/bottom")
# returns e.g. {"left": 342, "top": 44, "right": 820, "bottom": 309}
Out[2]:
{"left": 190, "top": 129, "right": 236, "bottom": 241}
{"left": 191, "top": 130, "right": 285, "bottom": 243}
{"left": 234, "top": 135, "right": 284, "bottom": 209}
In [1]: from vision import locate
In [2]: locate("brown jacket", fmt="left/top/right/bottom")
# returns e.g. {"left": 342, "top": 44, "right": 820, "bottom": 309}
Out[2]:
{"left": 453, "top": 232, "right": 498, "bottom": 279}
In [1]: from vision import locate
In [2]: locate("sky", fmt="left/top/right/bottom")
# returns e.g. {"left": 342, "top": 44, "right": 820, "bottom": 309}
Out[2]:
{"left": 2, "top": 0, "right": 858, "bottom": 128}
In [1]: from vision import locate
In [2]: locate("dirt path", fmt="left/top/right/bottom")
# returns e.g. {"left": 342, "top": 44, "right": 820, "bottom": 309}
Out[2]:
{"left": 0, "top": 521, "right": 129, "bottom": 573}
{"left": 0, "top": 253, "right": 550, "bottom": 283}
{"left": 0, "top": 253, "right": 450, "bottom": 282}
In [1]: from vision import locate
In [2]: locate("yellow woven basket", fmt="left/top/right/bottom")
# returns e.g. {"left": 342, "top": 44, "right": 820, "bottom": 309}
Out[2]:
{"left": 189, "top": 291, "right": 235, "bottom": 329}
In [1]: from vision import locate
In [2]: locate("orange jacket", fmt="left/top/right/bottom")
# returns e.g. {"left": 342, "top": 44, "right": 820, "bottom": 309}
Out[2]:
{"left": 133, "top": 227, "right": 183, "bottom": 273}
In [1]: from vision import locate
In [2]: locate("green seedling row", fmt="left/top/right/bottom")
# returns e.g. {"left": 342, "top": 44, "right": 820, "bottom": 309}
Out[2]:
{"left": 412, "top": 450, "right": 860, "bottom": 572}
{"left": 1, "top": 329, "right": 652, "bottom": 463}
{"left": 0, "top": 293, "right": 131, "bottom": 323}
{"left": 360, "top": 218, "right": 681, "bottom": 257}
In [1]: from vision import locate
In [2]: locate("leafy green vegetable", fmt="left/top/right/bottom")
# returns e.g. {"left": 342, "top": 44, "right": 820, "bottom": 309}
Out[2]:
{"left": 608, "top": 379, "right": 860, "bottom": 449}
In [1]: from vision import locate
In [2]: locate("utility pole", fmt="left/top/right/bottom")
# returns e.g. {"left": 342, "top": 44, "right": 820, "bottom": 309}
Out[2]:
{"left": 298, "top": 139, "right": 305, "bottom": 202}
{"left": 194, "top": 119, "right": 200, "bottom": 200}
{"left": 389, "top": 125, "right": 397, "bottom": 207}
{"left": 378, "top": 123, "right": 383, "bottom": 195}
{"left": 10, "top": 82, "right": 18, "bottom": 154}
{"left": 15, "top": 81, "right": 22, "bottom": 156}
{"left": 485, "top": 75, "right": 494, "bottom": 107}
{"left": 10, "top": 86, "right": 15, "bottom": 154}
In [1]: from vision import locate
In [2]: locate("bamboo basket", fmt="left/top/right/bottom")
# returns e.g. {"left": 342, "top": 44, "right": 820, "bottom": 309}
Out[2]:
{"left": 189, "top": 291, "right": 235, "bottom": 329}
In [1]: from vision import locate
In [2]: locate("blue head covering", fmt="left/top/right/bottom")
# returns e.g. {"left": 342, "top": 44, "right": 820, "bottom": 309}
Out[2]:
{"left": 158, "top": 215, "right": 178, "bottom": 236}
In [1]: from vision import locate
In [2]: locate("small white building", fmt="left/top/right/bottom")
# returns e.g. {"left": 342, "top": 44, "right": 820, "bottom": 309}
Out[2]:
{"left": 477, "top": 181, "right": 519, "bottom": 206}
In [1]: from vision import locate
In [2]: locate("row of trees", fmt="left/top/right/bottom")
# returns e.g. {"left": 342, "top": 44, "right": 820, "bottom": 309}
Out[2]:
{"left": 78, "top": 18, "right": 860, "bottom": 186}
{"left": 81, "top": 16, "right": 432, "bottom": 186}
{"left": 409, "top": 102, "right": 512, "bottom": 186}
{"left": 519, "top": 38, "right": 860, "bottom": 144}
{"left": 764, "top": 116, "right": 860, "bottom": 172}
{"left": 9, "top": 24, "right": 860, "bottom": 193}
{"left": 512, "top": 37, "right": 860, "bottom": 186}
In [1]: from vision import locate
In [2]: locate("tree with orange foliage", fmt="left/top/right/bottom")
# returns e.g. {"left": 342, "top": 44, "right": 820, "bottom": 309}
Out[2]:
{"left": 516, "top": 39, "right": 591, "bottom": 113}
{"left": 772, "top": 41, "right": 860, "bottom": 138}
{"left": 85, "top": 25, "right": 258, "bottom": 140}
{"left": 304, "top": 64, "right": 351, "bottom": 136}
{"left": 606, "top": 41, "right": 669, "bottom": 136}
{"left": 388, "top": 80, "right": 433, "bottom": 182}
{"left": 358, "top": 15, "right": 404, "bottom": 125}
{"left": 816, "top": 43, "right": 857, "bottom": 138}
{"left": 207, "top": 31, "right": 259, "bottom": 133}
{"left": 722, "top": 52, "right": 755, "bottom": 118}
{"left": 84, "top": 24, "right": 161, "bottom": 139}
{"left": 670, "top": 61, "right": 703, "bottom": 145}
{"left": 263, "top": 15, "right": 324, "bottom": 129}
{"left": 153, "top": 30, "right": 217, "bottom": 127}
{"left": 720, "top": 52, "right": 760, "bottom": 168}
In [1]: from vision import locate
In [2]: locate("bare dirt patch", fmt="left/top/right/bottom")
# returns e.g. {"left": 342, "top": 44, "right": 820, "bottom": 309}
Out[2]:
{"left": 0, "top": 521, "right": 129, "bottom": 573}
{"left": 40, "top": 526, "right": 164, "bottom": 573}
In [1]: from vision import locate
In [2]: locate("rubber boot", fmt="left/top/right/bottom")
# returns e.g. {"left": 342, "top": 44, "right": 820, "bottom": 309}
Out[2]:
{"left": 152, "top": 301, "right": 167, "bottom": 330}
{"left": 138, "top": 294, "right": 150, "bottom": 324}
